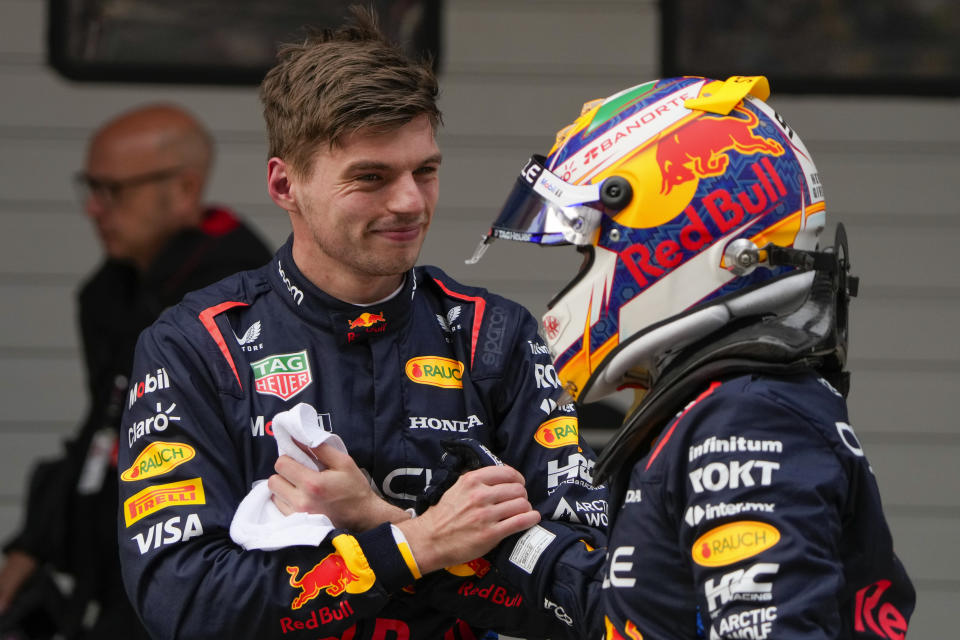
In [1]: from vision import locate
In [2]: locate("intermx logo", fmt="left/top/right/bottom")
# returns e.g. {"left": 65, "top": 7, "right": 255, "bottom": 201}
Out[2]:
{"left": 547, "top": 453, "right": 594, "bottom": 489}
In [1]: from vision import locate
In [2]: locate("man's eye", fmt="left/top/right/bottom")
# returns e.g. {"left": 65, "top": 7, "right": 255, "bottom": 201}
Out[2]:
{"left": 356, "top": 174, "right": 382, "bottom": 182}
{"left": 414, "top": 166, "right": 438, "bottom": 176}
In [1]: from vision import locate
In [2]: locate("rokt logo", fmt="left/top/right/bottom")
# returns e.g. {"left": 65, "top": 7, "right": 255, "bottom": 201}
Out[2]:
{"left": 121, "top": 441, "right": 195, "bottom": 481}
{"left": 405, "top": 356, "right": 464, "bottom": 389}
{"left": 250, "top": 350, "right": 313, "bottom": 401}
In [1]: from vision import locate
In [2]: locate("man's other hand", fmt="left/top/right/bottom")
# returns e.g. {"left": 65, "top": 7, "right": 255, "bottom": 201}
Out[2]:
{"left": 397, "top": 465, "right": 540, "bottom": 575}
{"left": 269, "top": 443, "right": 408, "bottom": 531}
{"left": 0, "top": 550, "right": 38, "bottom": 613}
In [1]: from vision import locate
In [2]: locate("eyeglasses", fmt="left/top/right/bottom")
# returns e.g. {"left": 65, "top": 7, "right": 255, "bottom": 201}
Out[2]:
{"left": 74, "top": 166, "right": 184, "bottom": 206}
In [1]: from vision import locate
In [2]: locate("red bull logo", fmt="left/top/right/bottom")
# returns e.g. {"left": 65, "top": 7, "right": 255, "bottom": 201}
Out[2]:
{"left": 287, "top": 554, "right": 359, "bottom": 609}
{"left": 657, "top": 105, "right": 783, "bottom": 195}
{"left": 605, "top": 616, "right": 644, "bottom": 639}
{"left": 348, "top": 312, "right": 386, "bottom": 330}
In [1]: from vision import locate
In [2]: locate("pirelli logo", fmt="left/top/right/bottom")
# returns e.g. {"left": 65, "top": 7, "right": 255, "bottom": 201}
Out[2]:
{"left": 123, "top": 477, "right": 205, "bottom": 527}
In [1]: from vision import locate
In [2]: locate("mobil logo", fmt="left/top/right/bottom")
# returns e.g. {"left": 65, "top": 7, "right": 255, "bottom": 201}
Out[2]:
{"left": 534, "top": 416, "right": 579, "bottom": 449}
{"left": 128, "top": 368, "right": 171, "bottom": 408}
{"left": 656, "top": 104, "right": 784, "bottom": 195}
{"left": 287, "top": 554, "right": 359, "bottom": 609}
{"left": 250, "top": 350, "right": 312, "bottom": 401}
{"left": 405, "top": 356, "right": 464, "bottom": 389}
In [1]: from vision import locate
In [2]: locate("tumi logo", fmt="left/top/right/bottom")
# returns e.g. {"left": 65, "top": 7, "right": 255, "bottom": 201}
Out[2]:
{"left": 121, "top": 441, "right": 195, "bottom": 481}
{"left": 534, "top": 416, "right": 579, "bottom": 448}
{"left": 405, "top": 356, "right": 464, "bottom": 389}
{"left": 691, "top": 521, "right": 780, "bottom": 567}
{"left": 123, "top": 477, "right": 205, "bottom": 527}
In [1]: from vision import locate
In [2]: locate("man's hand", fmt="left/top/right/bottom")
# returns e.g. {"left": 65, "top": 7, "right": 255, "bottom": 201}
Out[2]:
{"left": 397, "top": 465, "right": 540, "bottom": 575}
{"left": 0, "top": 550, "right": 38, "bottom": 613}
{"left": 268, "top": 443, "right": 408, "bottom": 531}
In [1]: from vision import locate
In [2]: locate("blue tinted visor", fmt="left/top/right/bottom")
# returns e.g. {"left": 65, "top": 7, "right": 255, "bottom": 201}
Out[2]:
{"left": 465, "top": 155, "right": 602, "bottom": 264}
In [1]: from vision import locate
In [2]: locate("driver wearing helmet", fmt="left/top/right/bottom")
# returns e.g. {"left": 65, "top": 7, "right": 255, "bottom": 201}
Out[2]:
{"left": 470, "top": 76, "right": 915, "bottom": 639}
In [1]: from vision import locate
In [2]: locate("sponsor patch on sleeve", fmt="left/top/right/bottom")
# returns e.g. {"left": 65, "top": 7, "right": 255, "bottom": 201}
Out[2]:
{"left": 691, "top": 520, "right": 780, "bottom": 567}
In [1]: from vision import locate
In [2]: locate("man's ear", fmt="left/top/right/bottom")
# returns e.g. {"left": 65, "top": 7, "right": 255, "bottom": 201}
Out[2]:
{"left": 267, "top": 158, "right": 298, "bottom": 214}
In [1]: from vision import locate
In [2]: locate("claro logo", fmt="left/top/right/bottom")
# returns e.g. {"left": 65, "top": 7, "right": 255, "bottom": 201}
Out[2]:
{"left": 405, "top": 356, "right": 464, "bottom": 389}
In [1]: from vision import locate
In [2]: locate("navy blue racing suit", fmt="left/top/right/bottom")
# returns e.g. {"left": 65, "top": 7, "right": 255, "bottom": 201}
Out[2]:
{"left": 117, "top": 238, "right": 607, "bottom": 640}
{"left": 602, "top": 371, "right": 914, "bottom": 639}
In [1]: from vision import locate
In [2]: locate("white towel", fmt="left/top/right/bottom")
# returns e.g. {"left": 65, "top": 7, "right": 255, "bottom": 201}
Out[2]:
{"left": 229, "top": 403, "right": 347, "bottom": 551}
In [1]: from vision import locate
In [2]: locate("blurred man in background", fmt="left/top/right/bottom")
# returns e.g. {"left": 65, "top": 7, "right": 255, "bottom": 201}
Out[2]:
{"left": 0, "top": 104, "right": 272, "bottom": 639}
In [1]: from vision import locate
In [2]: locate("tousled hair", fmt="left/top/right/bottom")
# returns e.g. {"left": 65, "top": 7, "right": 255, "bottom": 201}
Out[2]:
{"left": 259, "top": 5, "right": 442, "bottom": 176}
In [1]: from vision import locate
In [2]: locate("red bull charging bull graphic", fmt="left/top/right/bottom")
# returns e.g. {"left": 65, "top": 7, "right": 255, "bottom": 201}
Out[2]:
{"left": 287, "top": 554, "right": 359, "bottom": 609}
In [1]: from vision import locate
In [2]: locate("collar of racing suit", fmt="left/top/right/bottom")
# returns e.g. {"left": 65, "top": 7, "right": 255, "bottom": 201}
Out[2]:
{"left": 592, "top": 258, "right": 854, "bottom": 523}
{"left": 268, "top": 236, "right": 417, "bottom": 345}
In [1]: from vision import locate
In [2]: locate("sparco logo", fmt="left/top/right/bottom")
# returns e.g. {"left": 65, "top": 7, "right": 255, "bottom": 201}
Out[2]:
{"left": 128, "top": 368, "right": 171, "bottom": 408}
{"left": 278, "top": 261, "right": 304, "bottom": 305}
{"left": 480, "top": 306, "right": 508, "bottom": 367}
{"left": 408, "top": 414, "right": 483, "bottom": 433}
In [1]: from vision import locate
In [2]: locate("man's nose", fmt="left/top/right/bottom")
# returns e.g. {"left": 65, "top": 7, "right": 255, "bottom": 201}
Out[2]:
{"left": 387, "top": 173, "right": 427, "bottom": 215}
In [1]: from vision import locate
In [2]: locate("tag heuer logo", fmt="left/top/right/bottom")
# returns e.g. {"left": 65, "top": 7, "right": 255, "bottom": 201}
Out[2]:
{"left": 250, "top": 350, "right": 312, "bottom": 400}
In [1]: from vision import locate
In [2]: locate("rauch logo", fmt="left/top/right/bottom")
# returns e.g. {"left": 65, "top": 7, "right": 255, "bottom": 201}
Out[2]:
{"left": 250, "top": 350, "right": 313, "bottom": 400}
{"left": 405, "top": 356, "right": 464, "bottom": 389}
{"left": 534, "top": 416, "right": 579, "bottom": 449}
{"left": 121, "top": 441, "right": 195, "bottom": 481}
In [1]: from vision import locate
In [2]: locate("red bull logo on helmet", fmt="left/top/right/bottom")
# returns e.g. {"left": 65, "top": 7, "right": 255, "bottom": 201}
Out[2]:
{"left": 656, "top": 104, "right": 784, "bottom": 195}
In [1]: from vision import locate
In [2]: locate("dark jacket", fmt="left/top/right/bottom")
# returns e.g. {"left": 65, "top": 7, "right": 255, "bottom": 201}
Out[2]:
{"left": 117, "top": 237, "right": 608, "bottom": 640}
{"left": 4, "top": 207, "right": 271, "bottom": 638}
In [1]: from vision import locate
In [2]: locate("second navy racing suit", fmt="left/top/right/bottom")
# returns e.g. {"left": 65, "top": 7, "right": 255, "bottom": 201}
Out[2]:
{"left": 117, "top": 238, "right": 607, "bottom": 640}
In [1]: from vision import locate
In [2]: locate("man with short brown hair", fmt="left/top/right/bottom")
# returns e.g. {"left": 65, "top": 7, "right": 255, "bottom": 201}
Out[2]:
{"left": 117, "top": 7, "right": 607, "bottom": 640}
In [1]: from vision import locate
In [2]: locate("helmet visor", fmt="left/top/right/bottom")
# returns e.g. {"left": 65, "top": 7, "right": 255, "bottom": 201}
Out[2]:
{"left": 465, "top": 155, "right": 602, "bottom": 264}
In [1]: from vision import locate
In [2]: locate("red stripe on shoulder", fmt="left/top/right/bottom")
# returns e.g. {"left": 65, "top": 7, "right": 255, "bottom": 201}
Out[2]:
{"left": 198, "top": 301, "right": 249, "bottom": 388}
{"left": 645, "top": 381, "right": 722, "bottom": 471}
{"left": 432, "top": 278, "right": 486, "bottom": 369}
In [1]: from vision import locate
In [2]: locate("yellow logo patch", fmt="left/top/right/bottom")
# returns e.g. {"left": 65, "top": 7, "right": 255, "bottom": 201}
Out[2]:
{"left": 534, "top": 416, "right": 579, "bottom": 448}
{"left": 405, "top": 356, "right": 464, "bottom": 389}
{"left": 123, "top": 478, "right": 205, "bottom": 527}
{"left": 121, "top": 441, "right": 196, "bottom": 482}
{"left": 691, "top": 520, "right": 780, "bottom": 567}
